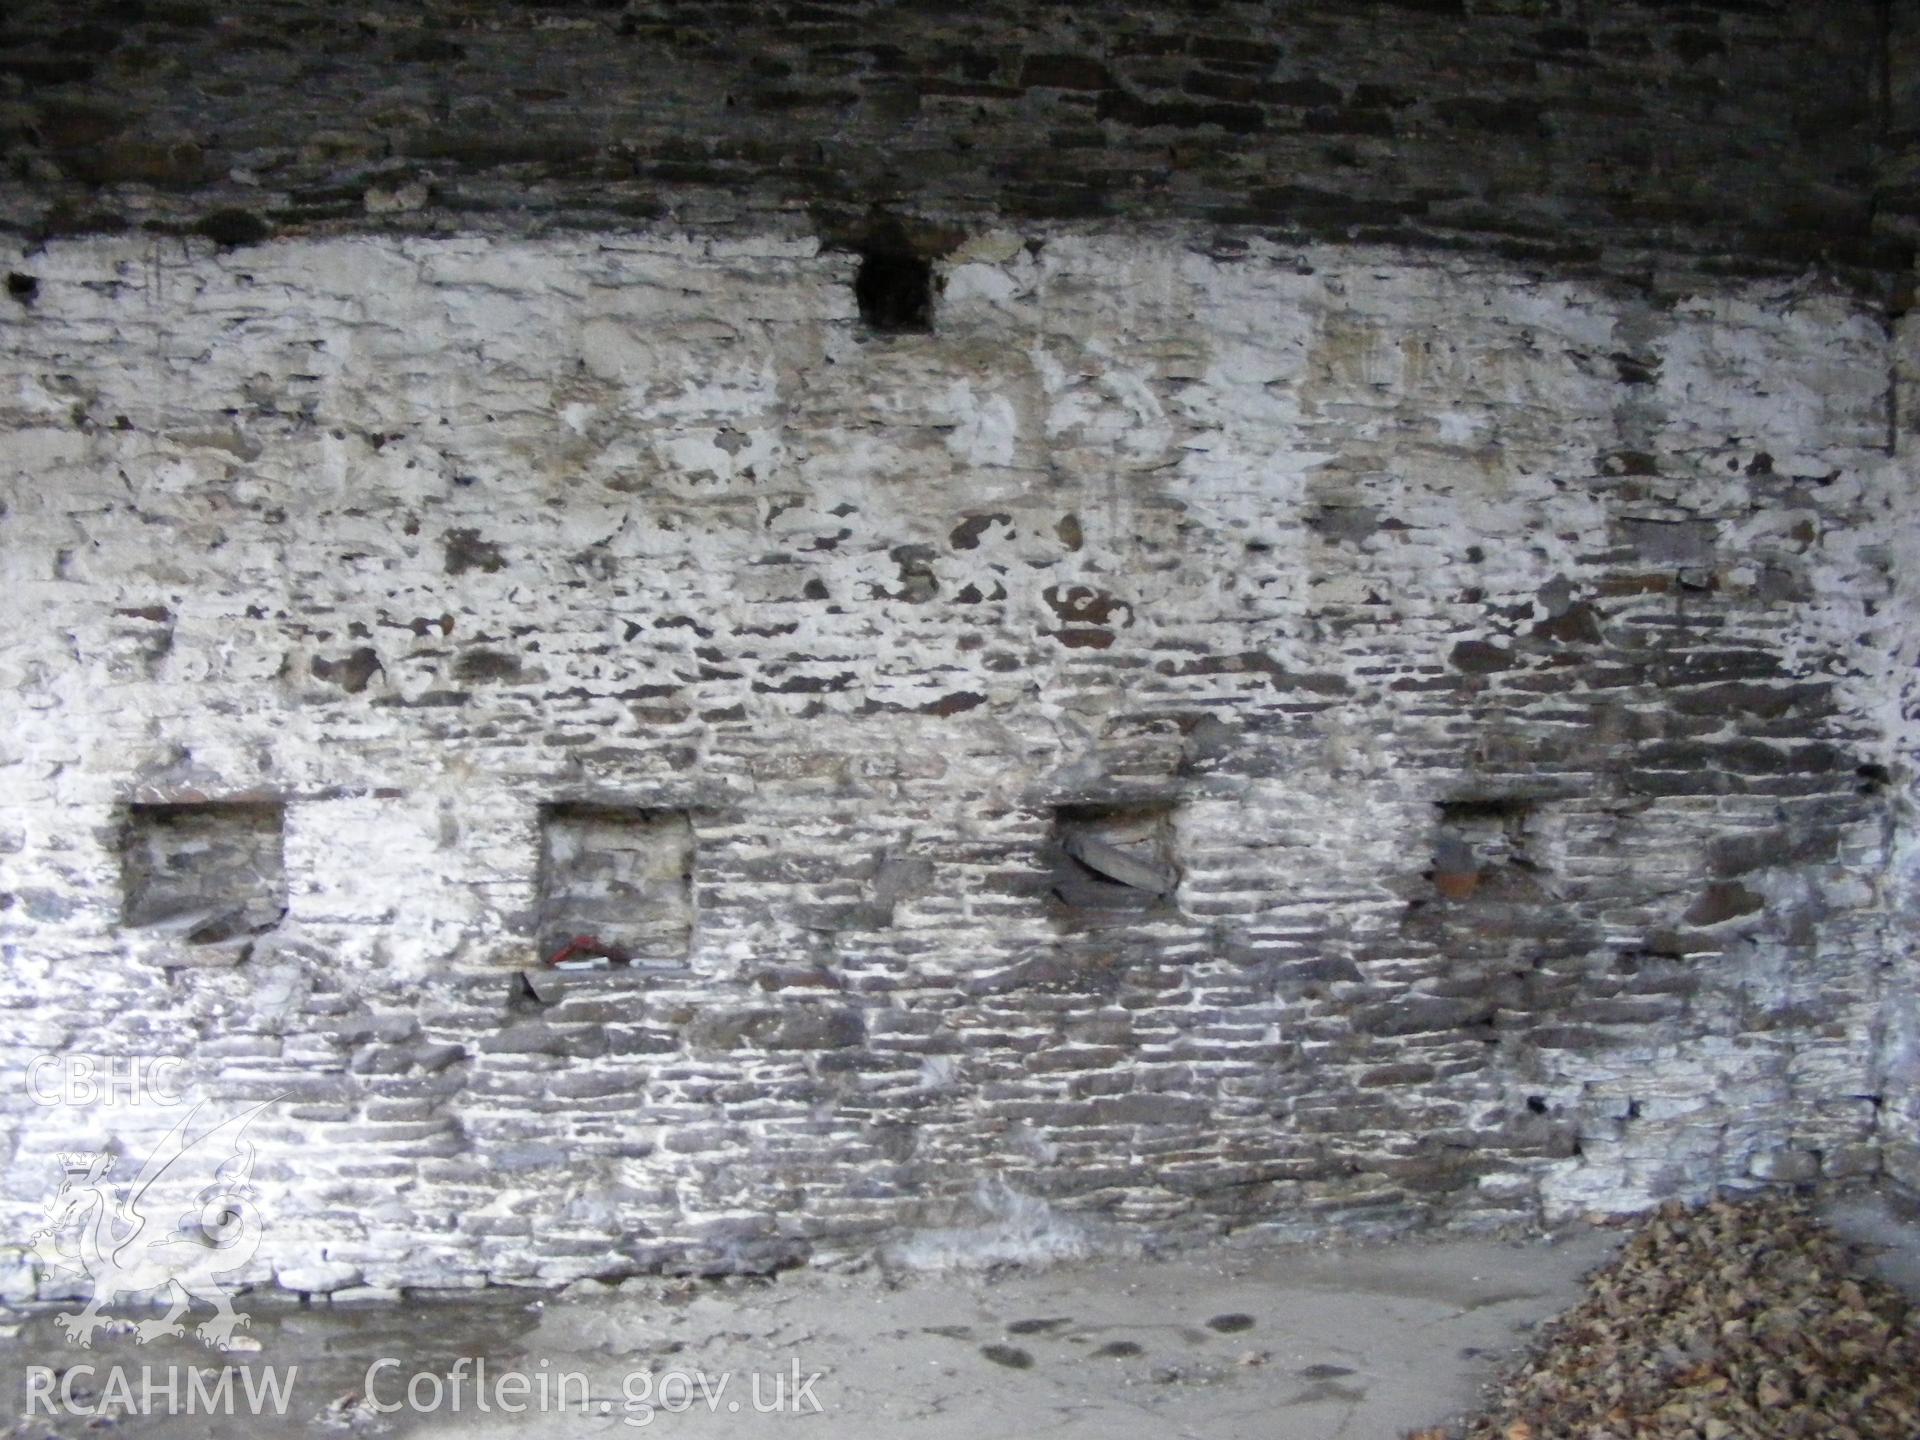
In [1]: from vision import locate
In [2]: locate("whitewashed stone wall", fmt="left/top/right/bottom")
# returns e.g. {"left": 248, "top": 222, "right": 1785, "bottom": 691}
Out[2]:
{"left": 0, "top": 230, "right": 1905, "bottom": 1294}
{"left": 1877, "top": 311, "right": 1920, "bottom": 1200}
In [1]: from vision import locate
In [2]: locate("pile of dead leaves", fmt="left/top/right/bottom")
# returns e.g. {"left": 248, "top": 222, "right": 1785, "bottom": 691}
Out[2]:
{"left": 1412, "top": 1195, "right": 1920, "bottom": 1440}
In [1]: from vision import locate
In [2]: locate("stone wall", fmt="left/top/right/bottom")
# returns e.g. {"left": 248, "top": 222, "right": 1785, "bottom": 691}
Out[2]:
{"left": 0, "top": 0, "right": 1902, "bottom": 287}
{"left": 0, "top": 227, "right": 1904, "bottom": 1294}
{"left": 1879, "top": 301, "right": 1920, "bottom": 1200}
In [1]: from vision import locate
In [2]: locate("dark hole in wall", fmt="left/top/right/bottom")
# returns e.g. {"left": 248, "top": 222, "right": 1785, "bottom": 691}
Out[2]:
{"left": 1049, "top": 800, "right": 1180, "bottom": 924}
{"left": 7, "top": 273, "right": 37, "bottom": 304}
{"left": 121, "top": 801, "right": 286, "bottom": 944}
{"left": 537, "top": 803, "right": 694, "bottom": 965}
{"left": 1434, "top": 796, "right": 1534, "bottom": 825}
{"left": 854, "top": 248, "right": 933, "bottom": 332}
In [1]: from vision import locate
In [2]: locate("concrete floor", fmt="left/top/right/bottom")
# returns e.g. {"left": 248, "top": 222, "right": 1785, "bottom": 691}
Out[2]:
{"left": 1, "top": 1192, "right": 1913, "bottom": 1440}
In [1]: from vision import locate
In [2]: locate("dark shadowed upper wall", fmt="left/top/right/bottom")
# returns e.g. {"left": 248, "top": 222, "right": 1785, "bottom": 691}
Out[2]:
{"left": 0, "top": 0, "right": 1905, "bottom": 287}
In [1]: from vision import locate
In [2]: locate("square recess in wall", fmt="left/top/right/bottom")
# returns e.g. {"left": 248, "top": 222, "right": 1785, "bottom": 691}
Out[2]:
{"left": 121, "top": 801, "right": 287, "bottom": 945}
{"left": 1429, "top": 796, "right": 1550, "bottom": 902}
{"left": 1048, "top": 801, "right": 1181, "bottom": 923}
{"left": 537, "top": 804, "right": 694, "bottom": 965}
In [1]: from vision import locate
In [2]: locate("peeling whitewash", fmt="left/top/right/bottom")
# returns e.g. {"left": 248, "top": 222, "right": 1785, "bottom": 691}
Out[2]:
{"left": 0, "top": 229, "right": 1911, "bottom": 1296}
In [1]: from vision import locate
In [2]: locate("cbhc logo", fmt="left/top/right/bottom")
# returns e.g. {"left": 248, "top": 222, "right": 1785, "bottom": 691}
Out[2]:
{"left": 26, "top": 1056, "right": 186, "bottom": 1107}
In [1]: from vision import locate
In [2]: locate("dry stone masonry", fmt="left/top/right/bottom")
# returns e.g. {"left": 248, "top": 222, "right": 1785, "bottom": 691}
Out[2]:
{"left": 0, "top": 0, "right": 1903, "bottom": 286}
{"left": 0, "top": 0, "right": 1916, "bottom": 1298}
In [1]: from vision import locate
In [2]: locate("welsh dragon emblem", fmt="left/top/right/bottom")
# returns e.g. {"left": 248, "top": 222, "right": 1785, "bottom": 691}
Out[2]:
{"left": 28, "top": 1099, "right": 277, "bottom": 1349}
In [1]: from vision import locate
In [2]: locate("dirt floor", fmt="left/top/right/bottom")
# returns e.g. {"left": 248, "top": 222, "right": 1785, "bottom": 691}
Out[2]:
{"left": 0, "top": 1191, "right": 1912, "bottom": 1440}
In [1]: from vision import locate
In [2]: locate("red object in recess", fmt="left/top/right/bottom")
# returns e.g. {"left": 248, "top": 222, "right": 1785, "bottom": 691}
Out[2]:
{"left": 545, "top": 935, "right": 602, "bottom": 967}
